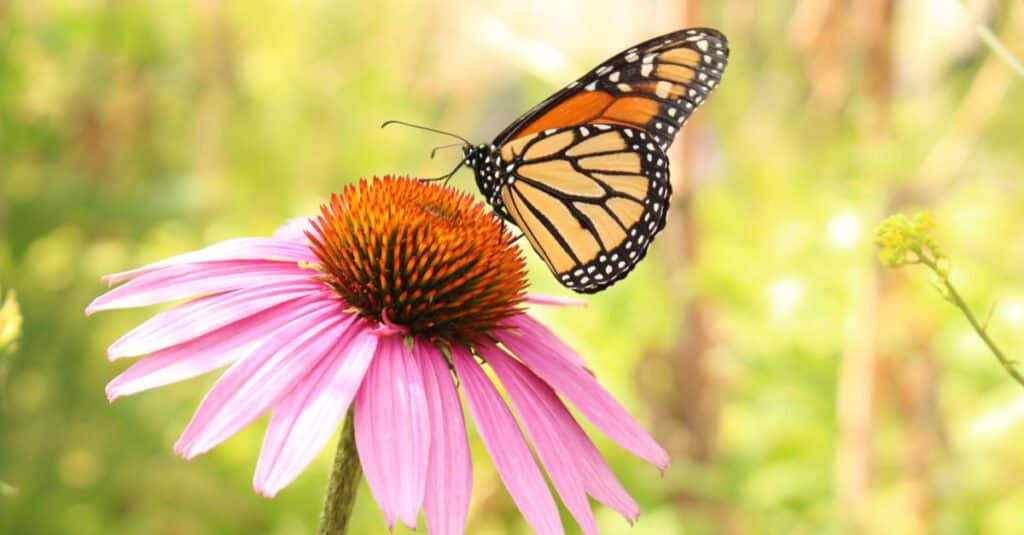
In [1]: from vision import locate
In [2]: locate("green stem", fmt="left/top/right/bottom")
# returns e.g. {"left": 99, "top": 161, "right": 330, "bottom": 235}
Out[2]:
{"left": 955, "top": 0, "right": 1024, "bottom": 79}
{"left": 318, "top": 411, "right": 362, "bottom": 535}
{"left": 921, "top": 257, "right": 1024, "bottom": 390}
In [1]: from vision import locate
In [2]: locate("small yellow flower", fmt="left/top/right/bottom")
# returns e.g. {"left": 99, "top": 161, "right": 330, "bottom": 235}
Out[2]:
{"left": 874, "top": 211, "right": 945, "bottom": 271}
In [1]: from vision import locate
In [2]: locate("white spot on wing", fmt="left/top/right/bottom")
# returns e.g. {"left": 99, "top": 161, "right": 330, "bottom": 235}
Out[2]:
{"left": 655, "top": 81, "right": 672, "bottom": 98}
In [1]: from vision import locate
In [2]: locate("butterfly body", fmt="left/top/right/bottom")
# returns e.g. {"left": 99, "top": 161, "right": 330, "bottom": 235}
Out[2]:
{"left": 464, "top": 28, "right": 729, "bottom": 293}
{"left": 463, "top": 143, "right": 506, "bottom": 217}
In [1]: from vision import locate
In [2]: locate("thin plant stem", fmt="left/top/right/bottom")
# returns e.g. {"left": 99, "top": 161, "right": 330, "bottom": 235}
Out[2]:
{"left": 975, "top": 23, "right": 1024, "bottom": 79}
{"left": 318, "top": 410, "right": 362, "bottom": 535}
{"left": 956, "top": 0, "right": 1024, "bottom": 79}
{"left": 919, "top": 256, "right": 1024, "bottom": 389}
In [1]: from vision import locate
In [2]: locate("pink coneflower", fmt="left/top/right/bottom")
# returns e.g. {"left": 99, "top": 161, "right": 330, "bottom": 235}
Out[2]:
{"left": 87, "top": 176, "right": 668, "bottom": 534}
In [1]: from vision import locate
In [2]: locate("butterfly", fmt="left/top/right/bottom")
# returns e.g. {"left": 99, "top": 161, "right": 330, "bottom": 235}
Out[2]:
{"left": 394, "top": 28, "right": 729, "bottom": 293}
{"left": 460, "top": 28, "right": 730, "bottom": 293}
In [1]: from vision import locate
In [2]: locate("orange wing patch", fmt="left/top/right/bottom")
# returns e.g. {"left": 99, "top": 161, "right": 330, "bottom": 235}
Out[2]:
{"left": 513, "top": 91, "right": 613, "bottom": 141}
{"left": 514, "top": 92, "right": 665, "bottom": 144}
{"left": 598, "top": 97, "right": 661, "bottom": 128}
{"left": 658, "top": 47, "right": 701, "bottom": 66}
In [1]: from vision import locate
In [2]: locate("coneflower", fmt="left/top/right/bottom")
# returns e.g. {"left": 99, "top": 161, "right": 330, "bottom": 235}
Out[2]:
{"left": 88, "top": 176, "right": 668, "bottom": 534}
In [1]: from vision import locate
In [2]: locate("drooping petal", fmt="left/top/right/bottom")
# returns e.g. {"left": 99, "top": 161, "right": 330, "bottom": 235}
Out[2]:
{"left": 555, "top": 412, "right": 640, "bottom": 523}
{"left": 354, "top": 334, "right": 430, "bottom": 530}
{"left": 106, "top": 295, "right": 330, "bottom": 400}
{"left": 450, "top": 344, "right": 564, "bottom": 535}
{"left": 254, "top": 325, "right": 378, "bottom": 497}
{"left": 108, "top": 280, "right": 327, "bottom": 359}
{"left": 87, "top": 260, "right": 312, "bottom": 314}
{"left": 417, "top": 339, "right": 472, "bottom": 535}
{"left": 102, "top": 237, "right": 318, "bottom": 285}
{"left": 496, "top": 314, "right": 670, "bottom": 471}
{"left": 480, "top": 342, "right": 597, "bottom": 535}
{"left": 482, "top": 340, "right": 638, "bottom": 523}
{"left": 174, "top": 304, "right": 350, "bottom": 459}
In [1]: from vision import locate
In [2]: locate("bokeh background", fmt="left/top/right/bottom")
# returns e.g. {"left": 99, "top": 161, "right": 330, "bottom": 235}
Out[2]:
{"left": 3, "top": 0, "right": 1024, "bottom": 533}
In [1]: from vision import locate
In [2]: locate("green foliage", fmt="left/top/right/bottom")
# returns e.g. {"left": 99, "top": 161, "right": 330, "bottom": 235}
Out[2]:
{"left": 3, "top": 2, "right": 1024, "bottom": 535}
{"left": 0, "top": 289, "right": 21, "bottom": 354}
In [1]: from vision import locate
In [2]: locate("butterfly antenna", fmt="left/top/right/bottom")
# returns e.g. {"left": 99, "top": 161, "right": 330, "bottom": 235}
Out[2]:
{"left": 381, "top": 120, "right": 472, "bottom": 146}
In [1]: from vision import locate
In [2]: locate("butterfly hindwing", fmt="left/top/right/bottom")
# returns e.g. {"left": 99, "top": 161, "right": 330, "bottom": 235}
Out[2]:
{"left": 498, "top": 124, "right": 670, "bottom": 293}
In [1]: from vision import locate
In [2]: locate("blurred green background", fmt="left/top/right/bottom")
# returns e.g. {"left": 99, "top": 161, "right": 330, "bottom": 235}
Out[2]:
{"left": 3, "top": 0, "right": 1024, "bottom": 533}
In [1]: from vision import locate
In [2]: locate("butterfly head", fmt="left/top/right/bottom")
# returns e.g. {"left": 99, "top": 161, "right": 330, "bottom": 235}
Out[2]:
{"left": 461, "top": 143, "right": 491, "bottom": 167}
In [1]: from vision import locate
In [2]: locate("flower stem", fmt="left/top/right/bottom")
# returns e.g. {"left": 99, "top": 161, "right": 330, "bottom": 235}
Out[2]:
{"left": 919, "top": 256, "right": 1024, "bottom": 390}
{"left": 318, "top": 411, "right": 362, "bottom": 535}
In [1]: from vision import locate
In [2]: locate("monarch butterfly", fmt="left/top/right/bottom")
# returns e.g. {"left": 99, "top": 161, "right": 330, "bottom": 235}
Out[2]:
{"left": 397, "top": 28, "right": 729, "bottom": 293}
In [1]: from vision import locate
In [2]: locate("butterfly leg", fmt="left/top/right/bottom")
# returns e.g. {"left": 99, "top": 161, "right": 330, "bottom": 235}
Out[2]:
{"left": 493, "top": 207, "right": 524, "bottom": 244}
{"left": 418, "top": 159, "right": 466, "bottom": 183}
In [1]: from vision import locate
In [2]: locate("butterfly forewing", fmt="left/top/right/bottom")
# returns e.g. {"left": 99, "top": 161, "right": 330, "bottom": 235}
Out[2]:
{"left": 493, "top": 27, "right": 729, "bottom": 151}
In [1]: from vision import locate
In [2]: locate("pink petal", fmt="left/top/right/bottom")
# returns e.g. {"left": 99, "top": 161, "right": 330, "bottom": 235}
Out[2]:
{"left": 496, "top": 314, "right": 669, "bottom": 471}
{"left": 254, "top": 325, "right": 378, "bottom": 497}
{"left": 102, "top": 237, "right": 317, "bottom": 285}
{"left": 354, "top": 335, "right": 430, "bottom": 531}
{"left": 106, "top": 295, "right": 330, "bottom": 400}
{"left": 174, "top": 305, "right": 351, "bottom": 459}
{"left": 108, "top": 280, "right": 327, "bottom": 359}
{"left": 499, "top": 313, "right": 589, "bottom": 369}
{"left": 87, "top": 260, "right": 312, "bottom": 314}
{"left": 416, "top": 339, "right": 472, "bottom": 535}
{"left": 556, "top": 415, "right": 640, "bottom": 523}
{"left": 481, "top": 342, "right": 597, "bottom": 535}
{"left": 450, "top": 344, "right": 564, "bottom": 535}
{"left": 482, "top": 340, "right": 638, "bottom": 523}
{"left": 272, "top": 218, "right": 316, "bottom": 242}
{"left": 524, "top": 294, "right": 588, "bottom": 307}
